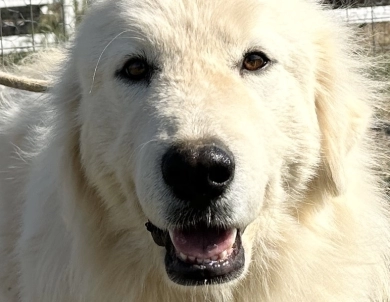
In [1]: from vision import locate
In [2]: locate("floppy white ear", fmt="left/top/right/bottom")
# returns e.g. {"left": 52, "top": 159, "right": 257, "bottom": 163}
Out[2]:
{"left": 314, "top": 34, "right": 372, "bottom": 196}
{"left": 51, "top": 57, "right": 101, "bottom": 224}
{"left": 51, "top": 58, "right": 84, "bottom": 182}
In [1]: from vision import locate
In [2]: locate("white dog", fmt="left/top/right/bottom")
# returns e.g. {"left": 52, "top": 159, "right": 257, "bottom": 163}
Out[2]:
{"left": 1, "top": 0, "right": 389, "bottom": 301}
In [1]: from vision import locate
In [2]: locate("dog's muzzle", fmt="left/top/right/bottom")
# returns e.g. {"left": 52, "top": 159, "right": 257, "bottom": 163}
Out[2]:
{"left": 145, "top": 140, "right": 244, "bottom": 285}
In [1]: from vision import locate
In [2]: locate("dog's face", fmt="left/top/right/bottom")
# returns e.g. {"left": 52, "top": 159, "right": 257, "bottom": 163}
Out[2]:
{"left": 71, "top": 0, "right": 328, "bottom": 286}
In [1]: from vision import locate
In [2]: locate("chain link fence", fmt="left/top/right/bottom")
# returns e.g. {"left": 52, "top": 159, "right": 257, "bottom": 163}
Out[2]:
{"left": 0, "top": 0, "right": 87, "bottom": 65}
{"left": 326, "top": 0, "right": 390, "bottom": 53}
{"left": 0, "top": 0, "right": 389, "bottom": 65}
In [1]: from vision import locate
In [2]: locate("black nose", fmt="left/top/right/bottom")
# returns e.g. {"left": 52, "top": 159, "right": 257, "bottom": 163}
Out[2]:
{"left": 161, "top": 141, "right": 235, "bottom": 205}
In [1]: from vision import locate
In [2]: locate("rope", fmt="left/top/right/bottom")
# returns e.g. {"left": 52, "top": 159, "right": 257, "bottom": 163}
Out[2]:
{"left": 0, "top": 71, "right": 50, "bottom": 92}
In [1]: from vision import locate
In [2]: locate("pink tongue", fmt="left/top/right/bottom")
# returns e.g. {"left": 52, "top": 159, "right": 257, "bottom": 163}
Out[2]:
{"left": 169, "top": 227, "right": 237, "bottom": 259}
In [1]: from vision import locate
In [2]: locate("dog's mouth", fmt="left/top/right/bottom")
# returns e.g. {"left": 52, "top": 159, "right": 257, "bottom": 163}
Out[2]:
{"left": 146, "top": 222, "right": 245, "bottom": 286}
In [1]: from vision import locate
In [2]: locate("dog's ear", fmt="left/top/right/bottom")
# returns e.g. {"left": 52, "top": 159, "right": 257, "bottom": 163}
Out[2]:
{"left": 314, "top": 35, "right": 372, "bottom": 197}
{"left": 51, "top": 56, "right": 83, "bottom": 173}
{"left": 52, "top": 57, "right": 110, "bottom": 234}
{"left": 53, "top": 56, "right": 82, "bottom": 129}
{"left": 51, "top": 57, "right": 94, "bottom": 222}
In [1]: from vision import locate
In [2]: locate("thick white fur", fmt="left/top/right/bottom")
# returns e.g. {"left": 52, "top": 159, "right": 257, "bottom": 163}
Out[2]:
{"left": 1, "top": 0, "right": 390, "bottom": 301}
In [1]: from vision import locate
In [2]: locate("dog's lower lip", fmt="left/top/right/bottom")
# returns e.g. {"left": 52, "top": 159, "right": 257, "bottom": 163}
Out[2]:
{"left": 145, "top": 221, "right": 245, "bottom": 285}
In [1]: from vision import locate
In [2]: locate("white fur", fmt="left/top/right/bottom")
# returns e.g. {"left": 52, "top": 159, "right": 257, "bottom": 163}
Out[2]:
{"left": 1, "top": 0, "right": 389, "bottom": 301}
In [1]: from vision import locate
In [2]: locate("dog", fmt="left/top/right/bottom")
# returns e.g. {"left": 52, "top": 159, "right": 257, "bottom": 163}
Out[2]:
{"left": 0, "top": 0, "right": 389, "bottom": 301}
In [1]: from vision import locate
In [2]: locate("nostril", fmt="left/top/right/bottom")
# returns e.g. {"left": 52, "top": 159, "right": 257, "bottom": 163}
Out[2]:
{"left": 199, "top": 145, "right": 234, "bottom": 186}
{"left": 208, "top": 164, "right": 232, "bottom": 185}
{"left": 161, "top": 148, "right": 190, "bottom": 189}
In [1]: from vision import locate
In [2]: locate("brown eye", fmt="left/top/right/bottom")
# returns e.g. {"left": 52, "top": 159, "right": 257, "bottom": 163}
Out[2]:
{"left": 118, "top": 57, "right": 152, "bottom": 83}
{"left": 125, "top": 59, "right": 148, "bottom": 79}
{"left": 242, "top": 52, "right": 269, "bottom": 71}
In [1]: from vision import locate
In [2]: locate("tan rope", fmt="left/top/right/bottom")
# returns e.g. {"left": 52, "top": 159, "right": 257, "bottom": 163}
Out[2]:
{"left": 0, "top": 71, "right": 50, "bottom": 92}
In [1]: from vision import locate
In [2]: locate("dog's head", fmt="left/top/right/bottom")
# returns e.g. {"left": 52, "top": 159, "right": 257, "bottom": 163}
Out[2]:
{"left": 59, "top": 0, "right": 371, "bottom": 288}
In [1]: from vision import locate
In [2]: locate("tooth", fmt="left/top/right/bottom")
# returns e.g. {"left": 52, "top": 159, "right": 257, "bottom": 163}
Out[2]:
{"left": 196, "top": 258, "right": 203, "bottom": 264}
{"left": 188, "top": 256, "right": 195, "bottom": 262}
{"left": 219, "top": 250, "right": 228, "bottom": 260}
{"left": 211, "top": 255, "right": 219, "bottom": 261}
{"left": 179, "top": 252, "right": 188, "bottom": 261}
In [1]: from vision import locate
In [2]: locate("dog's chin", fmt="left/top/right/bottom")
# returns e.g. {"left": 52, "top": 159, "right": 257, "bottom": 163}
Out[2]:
{"left": 146, "top": 222, "right": 245, "bottom": 286}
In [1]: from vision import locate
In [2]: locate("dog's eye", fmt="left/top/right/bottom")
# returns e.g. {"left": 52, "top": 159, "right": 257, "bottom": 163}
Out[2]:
{"left": 242, "top": 52, "right": 269, "bottom": 71}
{"left": 120, "top": 58, "right": 151, "bottom": 82}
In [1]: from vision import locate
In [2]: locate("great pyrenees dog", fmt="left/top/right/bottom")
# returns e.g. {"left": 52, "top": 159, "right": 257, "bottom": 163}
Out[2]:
{"left": 0, "top": 0, "right": 390, "bottom": 301}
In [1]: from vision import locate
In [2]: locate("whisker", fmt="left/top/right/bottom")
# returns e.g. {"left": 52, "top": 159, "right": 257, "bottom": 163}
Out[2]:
{"left": 130, "top": 138, "right": 159, "bottom": 160}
